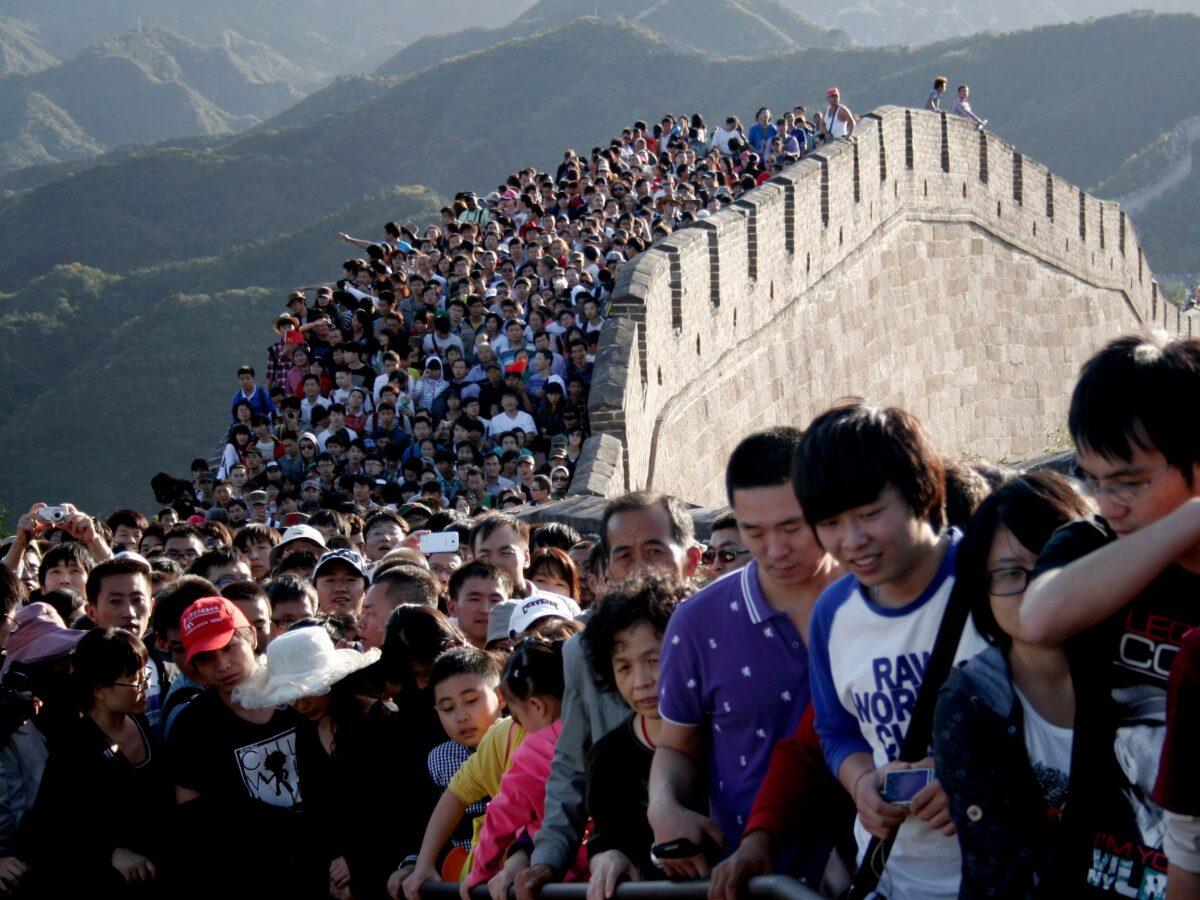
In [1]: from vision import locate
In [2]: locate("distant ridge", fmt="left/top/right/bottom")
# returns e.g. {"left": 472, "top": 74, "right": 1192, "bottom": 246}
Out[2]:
{"left": 375, "top": 0, "right": 849, "bottom": 78}
{"left": 0, "top": 25, "right": 313, "bottom": 173}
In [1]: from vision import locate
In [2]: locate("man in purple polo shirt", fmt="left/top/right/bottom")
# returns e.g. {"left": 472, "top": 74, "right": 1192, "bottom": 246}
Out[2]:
{"left": 648, "top": 428, "right": 842, "bottom": 881}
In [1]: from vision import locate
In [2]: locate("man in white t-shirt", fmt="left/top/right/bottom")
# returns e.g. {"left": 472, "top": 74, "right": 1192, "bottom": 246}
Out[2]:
{"left": 299, "top": 374, "right": 329, "bottom": 427}
{"left": 487, "top": 390, "right": 537, "bottom": 441}
{"left": 316, "top": 405, "right": 358, "bottom": 451}
{"left": 799, "top": 401, "right": 984, "bottom": 899}
{"left": 423, "top": 314, "right": 465, "bottom": 358}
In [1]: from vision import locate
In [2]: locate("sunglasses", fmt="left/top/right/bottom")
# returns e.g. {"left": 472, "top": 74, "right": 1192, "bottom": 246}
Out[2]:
{"left": 701, "top": 548, "right": 750, "bottom": 566}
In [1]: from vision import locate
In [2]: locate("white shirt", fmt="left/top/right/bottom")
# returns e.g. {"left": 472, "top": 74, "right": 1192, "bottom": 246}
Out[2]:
{"left": 810, "top": 542, "right": 986, "bottom": 899}
{"left": 423, "top": 332, "right": 464, "bottom": 356}
{"left": 488, "top": 410, "right": 537, "bottom": 437}
{"left": 823, "top": 104, "right": 850, "bottom": 139}
{"left": 712, "top": 126, "right": 741, "bottom": 154}
{"left": 1015, "top": 686, "right": 1073, "bottom": 816}
{"left": 300, "top": 396, "right": 329, "bottom": 426}
{"left": 316, "top": 425, "right": 358, "bottom": 451}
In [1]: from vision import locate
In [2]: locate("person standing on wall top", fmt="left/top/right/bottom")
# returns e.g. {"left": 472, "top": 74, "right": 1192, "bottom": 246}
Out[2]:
{"left": 927, "top": 77, "right": 948, "bottom": 112}
{"left": 820, "top": 89, "right": 854, "bottom": 145}
{"left": 747, "top": 108, "right": 778, "bottom": 159}
{"left": 953, "top": 85, "right": 987, "bottom": 129}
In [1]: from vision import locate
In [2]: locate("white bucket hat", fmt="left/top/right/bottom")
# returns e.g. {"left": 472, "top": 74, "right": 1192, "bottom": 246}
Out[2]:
{"left": 232, "top": 626, "right": 380, "bottom": 708}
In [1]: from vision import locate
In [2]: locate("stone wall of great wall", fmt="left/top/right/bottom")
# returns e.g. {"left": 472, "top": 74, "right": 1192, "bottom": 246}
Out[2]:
{"left": 559, "top": 105, "right": 1198, "bottom": 511}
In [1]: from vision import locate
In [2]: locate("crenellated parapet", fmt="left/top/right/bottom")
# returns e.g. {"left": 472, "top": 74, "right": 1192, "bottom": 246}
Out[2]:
{"left": 573, "top": 107, "right": 1190, "bottom": 505}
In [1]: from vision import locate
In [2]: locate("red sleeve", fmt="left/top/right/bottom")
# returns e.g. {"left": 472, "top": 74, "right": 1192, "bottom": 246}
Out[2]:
{"left": 744, "top": 704, "right": 844, "bottom": 838}
{"left": 1153, "top": 628, "right": 1200, "bottom": 814}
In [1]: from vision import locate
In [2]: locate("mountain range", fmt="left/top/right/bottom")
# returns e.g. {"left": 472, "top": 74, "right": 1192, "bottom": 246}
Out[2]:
{"left": 377, "top": 0, "right": 849, "bottom": 79}
{"left": 1, "top": 10, "right": 1199, "bottom": 514}
{"left": 786, "top": 0, "right": 1200, "bottom": 45}
{"left": 0, "top": 0, "right": 535, "bottom": 73}
{"left": 0, "top": 25, "right": 315, "bottom": 172}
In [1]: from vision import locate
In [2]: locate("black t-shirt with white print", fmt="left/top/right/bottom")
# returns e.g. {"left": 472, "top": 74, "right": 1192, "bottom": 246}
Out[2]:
{"left": 170, "top": 688, "right": 305, "bottom": 811}
{"left": 168, "top": 688, "right": 325, "bottom": 896}
{"left": 1034, "top": 517, "right": 1200, "bottom": 899}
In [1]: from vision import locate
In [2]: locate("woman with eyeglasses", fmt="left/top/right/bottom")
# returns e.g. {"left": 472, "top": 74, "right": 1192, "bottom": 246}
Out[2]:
{"left": 20, "top": 628, "right": 172, "bottom": 894}
{"left": 932, "top": 472, "right": 1092, "bottom": 898}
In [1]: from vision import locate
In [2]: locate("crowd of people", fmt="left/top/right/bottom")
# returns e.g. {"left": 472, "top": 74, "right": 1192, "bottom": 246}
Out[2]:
{"left": 0, "top": 333, "right": 1196, "bottom": 900}
{"left": 6, "top": 92, "right": 1199, "bottom": 900}
{"left": 190, "top": 94, "right": 859, "bottom": 530}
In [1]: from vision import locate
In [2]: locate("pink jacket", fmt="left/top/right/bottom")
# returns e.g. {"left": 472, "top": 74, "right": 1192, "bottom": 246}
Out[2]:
{"left": 467, "top": 720, "right": 563, "bottom": 886}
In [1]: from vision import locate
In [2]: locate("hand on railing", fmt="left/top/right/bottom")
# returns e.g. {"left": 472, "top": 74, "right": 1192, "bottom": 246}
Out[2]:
{"left": 586, "top": 850, "right": 640, "bottom": 900}
{"left": 488, "top": 849, "right": 529, "bottom": 900}
{"left": 388, "top": 864, "right": 415, "bottom": 900}
{"left": 404, "top": 862, "right": 441, "bottom": 900}
{"left": 514, "top": 864, "right": 556, "bottom": 900}
{"left": 707, "top": 832, "right": 772, "bottom": 900}
{"left": 646, "top": 799, "right": 726, "bottom": 879}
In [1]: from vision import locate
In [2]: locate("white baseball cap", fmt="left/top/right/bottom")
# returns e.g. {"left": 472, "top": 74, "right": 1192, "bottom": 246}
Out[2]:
{"left": 508, "top": 593, "right": 576, "bottom": 637}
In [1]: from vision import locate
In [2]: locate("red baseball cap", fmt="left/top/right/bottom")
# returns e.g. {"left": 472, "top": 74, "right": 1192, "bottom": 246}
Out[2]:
{"left": 181, "top": 597, "right": 251, "bottom": 665}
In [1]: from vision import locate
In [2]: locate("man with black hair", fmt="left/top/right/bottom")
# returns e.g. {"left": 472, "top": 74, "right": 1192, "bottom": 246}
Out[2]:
{"left": 799, "top": 402, "right": 984, "bottom": 898}
{"left": 1020, "top": 335, "right": 1200, "bottom": 897}
{"left": 163, "top": 525, "right": 205, "bottom": 569}
{"left": 649, "top": 429, "right": 842, "bottom": 883}
{"left": 105, "top": 509, "right": 148, "bottom": 553}
{"left": 488, "top": 390, "right": 537, "bottom": 441}
{"left": 38, "top": 542, "right": 94, "bottom": 595}
{"left": 230, "top": 365, "right": 276, "bottom": 421}
{"left": 703, "top": 511, "right": 751, "bottom": 578}
{"left": 481, "top": 452, "right": 517, "bottom": 497}
{"left": 186, "top": 546, "right": 251, "bottom": 588}
{"left": 361, "top": 566, "right": 441, "bottom": 650}
{"left": 363, "top": 509, "right": 409, "bottom": 562}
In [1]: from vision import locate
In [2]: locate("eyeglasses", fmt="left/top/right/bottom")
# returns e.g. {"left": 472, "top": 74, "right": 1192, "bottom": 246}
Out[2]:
{"left": 1072, "top": 462, "right": 1170, "bottom": 507}
{"left": 702, "top": 548, "right": 750, "bottom": 566}
{"left": 112, "top": 671, "right": 151, "bottom": 690}
{"left": 986, "top": 566, "right": 1034, "bottom": 597}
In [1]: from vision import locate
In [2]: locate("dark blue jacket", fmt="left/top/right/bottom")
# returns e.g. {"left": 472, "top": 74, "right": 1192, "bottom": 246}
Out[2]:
{"left": 933, "top": 646, "right": 1076, "bottom": 898}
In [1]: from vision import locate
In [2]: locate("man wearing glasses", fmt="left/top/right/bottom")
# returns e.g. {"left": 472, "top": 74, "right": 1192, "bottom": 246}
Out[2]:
{"left": 1021, "top": 336, "right": 1200, "bottom": 898}
{"left": 704, "top": 512, "right": 752, "bottom": 579}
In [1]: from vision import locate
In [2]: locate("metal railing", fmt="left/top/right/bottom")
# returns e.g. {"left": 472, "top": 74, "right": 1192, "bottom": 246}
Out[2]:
{"left": 421, "top": 875, "right": 822, "bottom": 900}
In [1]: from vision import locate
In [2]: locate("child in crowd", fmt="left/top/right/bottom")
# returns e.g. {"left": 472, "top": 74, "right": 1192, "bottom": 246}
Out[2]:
{"left": 448, "top": 561, "right": 513, "bottom": 649}
{"left": 470, "top": 639, "right": 571, "bottom": 890}
{"left": 398, "top": 647, "right": 506, "bottom": 899}
{"left": 582, "top": 575, "right": 688, "bottom": 894}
